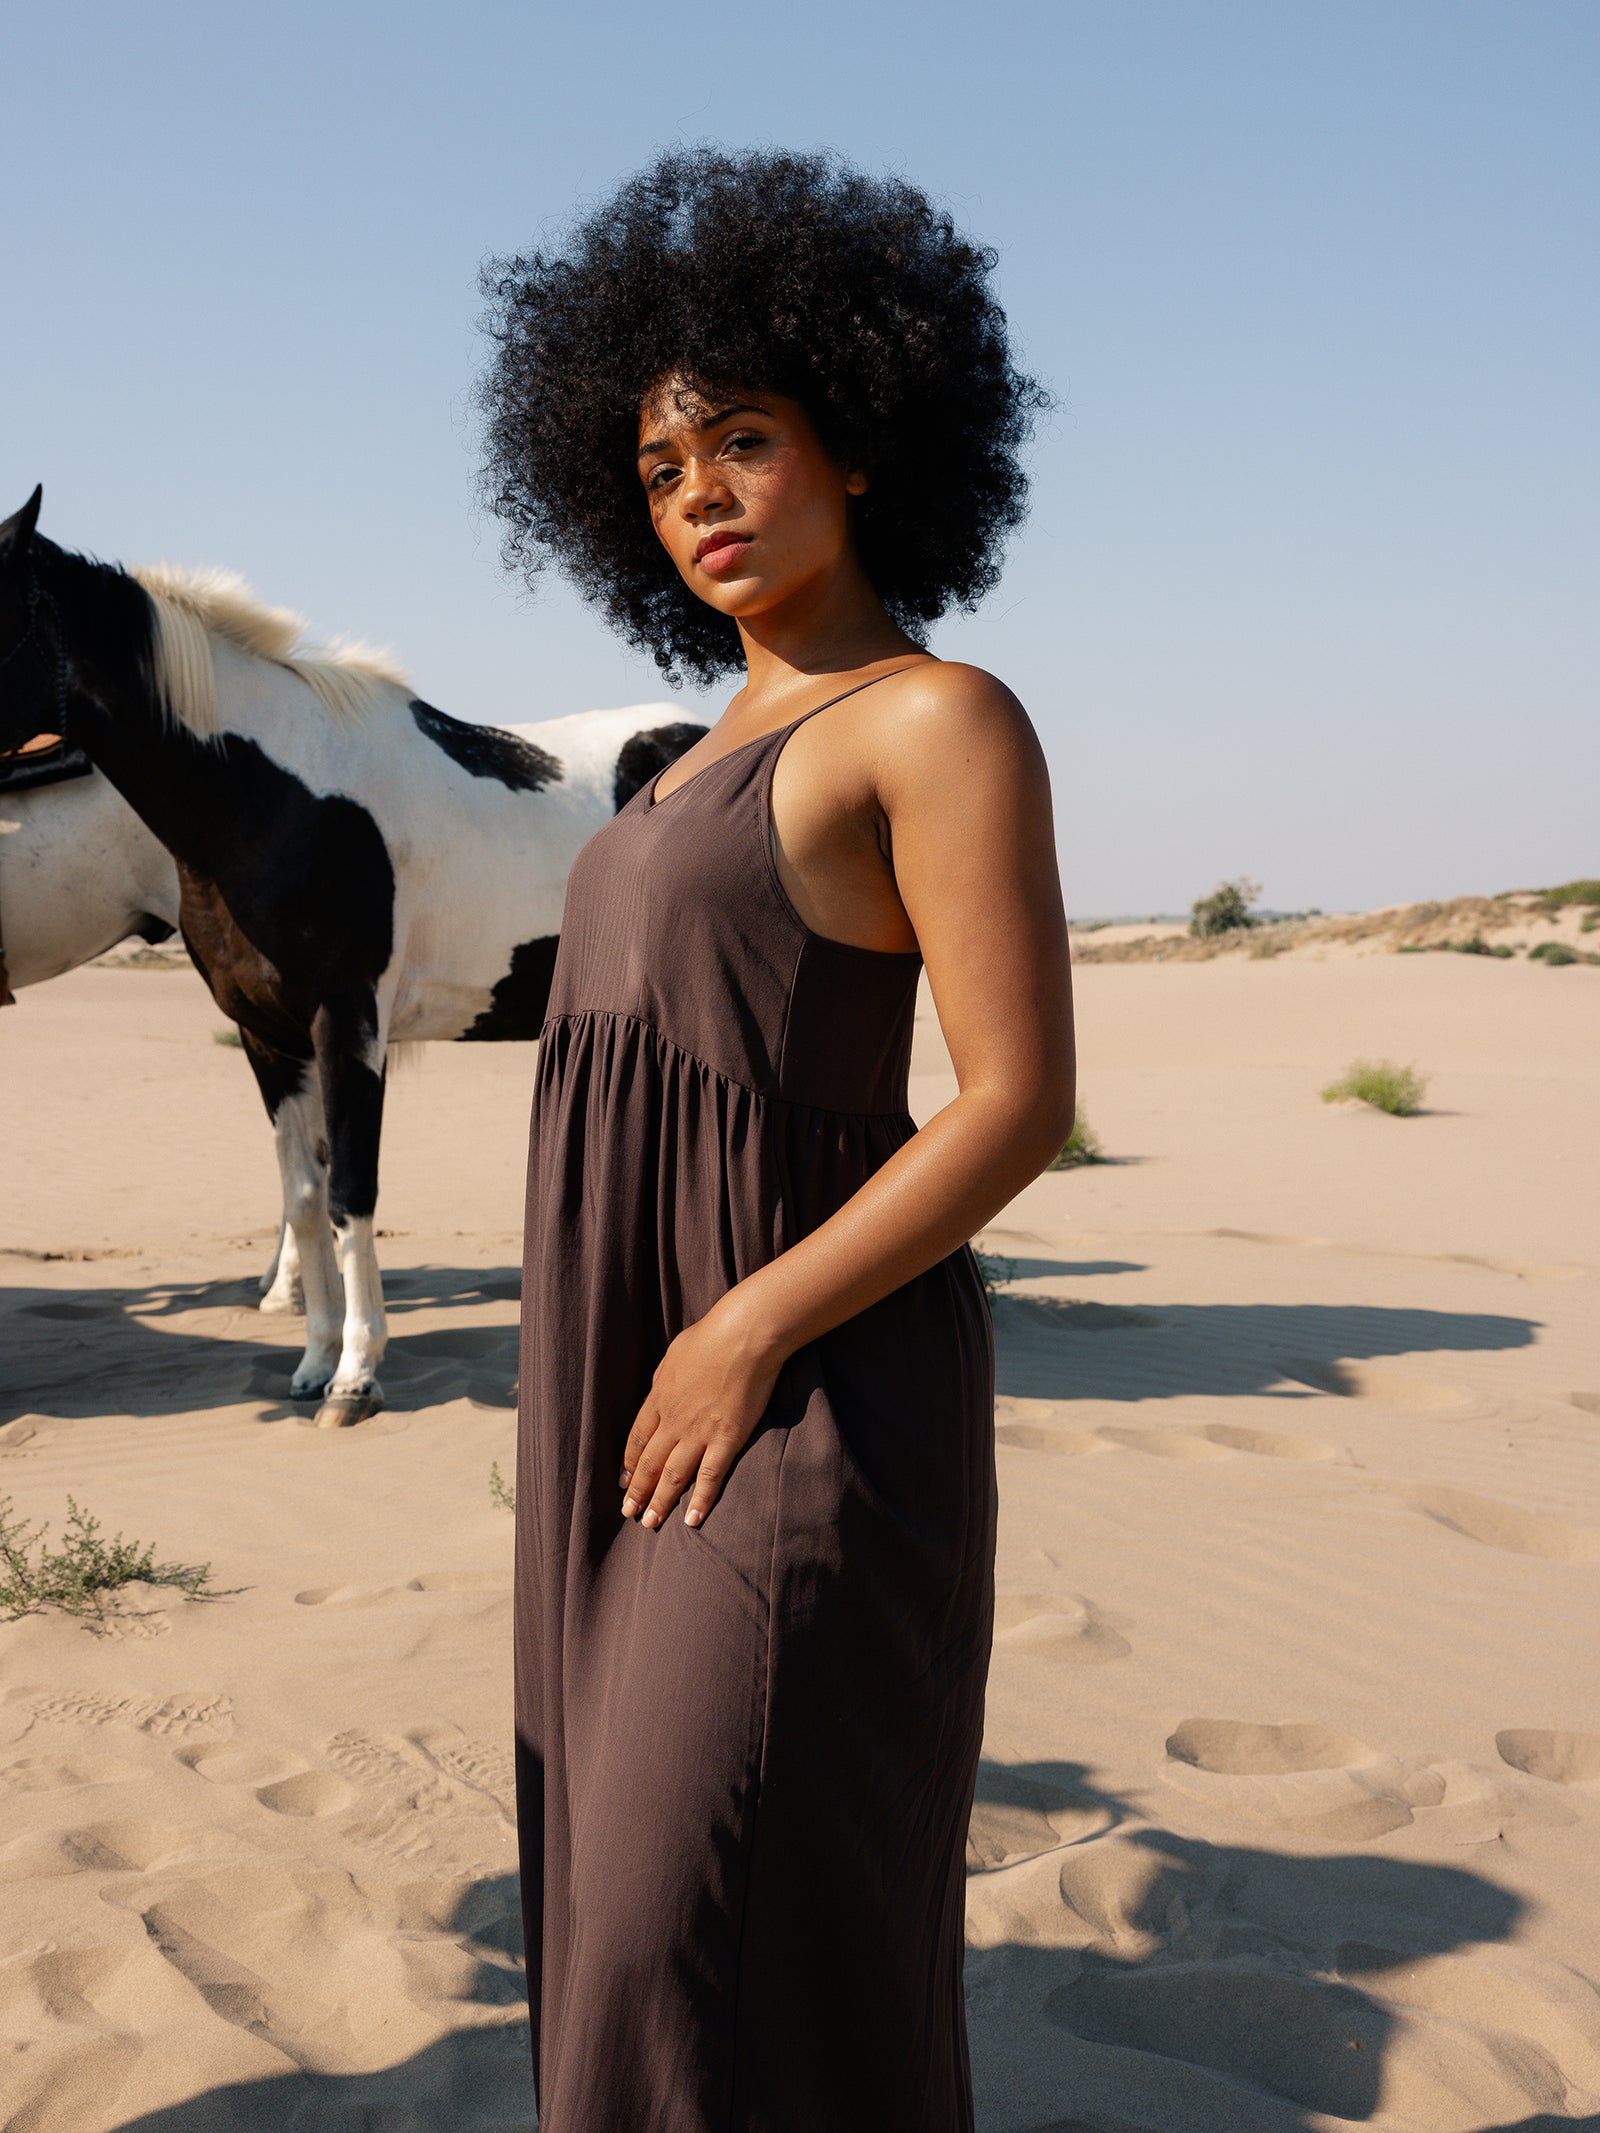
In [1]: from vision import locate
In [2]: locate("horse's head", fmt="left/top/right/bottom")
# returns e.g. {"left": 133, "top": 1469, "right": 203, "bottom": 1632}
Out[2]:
{"left": 0, "top": 487, "right": 65, "bottom": 751}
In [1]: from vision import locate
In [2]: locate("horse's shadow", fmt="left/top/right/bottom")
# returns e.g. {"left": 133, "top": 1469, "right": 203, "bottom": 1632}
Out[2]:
{"left": 92, "top": 1768, "right": 1589, "bottom": 2131}
{"left": 0, "top": 1264, "right": 523, "bottom": 1426}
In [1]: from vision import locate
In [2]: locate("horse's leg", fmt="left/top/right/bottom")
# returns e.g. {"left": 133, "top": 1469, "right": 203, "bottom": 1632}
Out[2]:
{"left": 240, "top": 1033, "right": 342, "bottom": 1393}
{"left": 311, "top": 994, "right": 388, "bottom": 1428}
{"left": 258, "top": 1213, "right": 303, "bottom": 1313}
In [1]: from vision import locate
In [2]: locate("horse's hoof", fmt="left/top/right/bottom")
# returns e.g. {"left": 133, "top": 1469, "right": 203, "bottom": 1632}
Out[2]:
{"left": 289, "top": 1373, "right": 332, "bottom": 1402}
{"left": 313, "top": 1388, "right": 384, "bottom": 1430}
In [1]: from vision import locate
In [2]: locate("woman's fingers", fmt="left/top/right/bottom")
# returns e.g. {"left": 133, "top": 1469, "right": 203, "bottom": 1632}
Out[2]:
{"left": 619, "top": 1397, "right": 660, "bottom": 1494}
{"left": 683, "top": 1435, "right": 739, "bottom": 1529}
{"left": 620, "top": 1420, "right": 673, "bottom": 1519}
{"left": 638, "top": 1439, "right": 704, "bottom": 1529}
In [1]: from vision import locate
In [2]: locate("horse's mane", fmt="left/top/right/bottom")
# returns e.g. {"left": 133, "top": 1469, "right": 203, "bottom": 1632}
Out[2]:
{"left": 131, "top": 564, "right": 411, "bottom": 735}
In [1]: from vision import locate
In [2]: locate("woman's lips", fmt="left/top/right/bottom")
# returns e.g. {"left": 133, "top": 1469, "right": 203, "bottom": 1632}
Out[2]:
{"left": 696, "top": 534, "right": 753, "bottom": 576}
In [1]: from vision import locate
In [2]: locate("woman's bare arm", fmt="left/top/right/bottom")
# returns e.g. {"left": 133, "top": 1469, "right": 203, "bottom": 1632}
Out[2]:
{"left": 620, "top": 664, "right": 1075, "bottom": 1528}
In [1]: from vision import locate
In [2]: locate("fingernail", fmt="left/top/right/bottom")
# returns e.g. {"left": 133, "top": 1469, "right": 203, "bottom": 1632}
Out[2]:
{"left": 685, "top": 1506, "right": 702, "bottom": 1528}
{"left": 619, "top": 1467, "right": 631, "bottom": 1487}
{"left": 641, "top": 1508, "right": 659, "bottom": 1531}
{"left": 622, "top": 1496, "right": 637, "bottom": 1518}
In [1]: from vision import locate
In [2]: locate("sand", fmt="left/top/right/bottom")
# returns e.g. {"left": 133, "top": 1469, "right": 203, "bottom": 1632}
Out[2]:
{"left": 1, "top": 947, "right": 1597, "bottom": 2130}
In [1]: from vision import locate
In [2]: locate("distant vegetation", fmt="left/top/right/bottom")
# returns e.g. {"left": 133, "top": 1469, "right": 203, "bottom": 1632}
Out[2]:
{"left": 1321, "top": 1059, "right": 1430, "bottom": 1117}
{"left": 1047, "top": 1107, "right": 1103, "bottom": 1169}
{"left": 1531, "top": 879, "right": 1600, "bottom": 913}
{"left": 973, "top": 1249, "right": 1017, "bottom": 1297}
{"left": 1190, "top": 878, "right": 1261, "bottom": 939}
{"left": 0, "top": 1495, "right": 214, "bottom": 1620}
{"left": 1530, "top": 941, "right": 1579, "bottom": 967}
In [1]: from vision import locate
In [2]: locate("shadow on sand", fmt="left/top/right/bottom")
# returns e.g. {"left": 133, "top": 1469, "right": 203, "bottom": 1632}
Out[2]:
{"left": 96, "top": 1766, "right": 1593, "bottom": 2131}
{"left": 0, "top": 1265, "right": 523, "bottom": 1427}
{"left": 990, "top": 1295, "right": 1538, "bottom": 1405}
{"left": 1, "top": 1266, "right": 1537, "bottom": 1428}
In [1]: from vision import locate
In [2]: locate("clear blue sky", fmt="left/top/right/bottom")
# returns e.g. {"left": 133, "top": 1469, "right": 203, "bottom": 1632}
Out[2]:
{"left": 6, "top": 1, "right": 1594, "bottom": 914}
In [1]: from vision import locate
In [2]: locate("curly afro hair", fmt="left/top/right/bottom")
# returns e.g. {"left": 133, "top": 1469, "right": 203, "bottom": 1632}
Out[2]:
{"left": 477, "top": 147, "right": 1047, "bottom": 685}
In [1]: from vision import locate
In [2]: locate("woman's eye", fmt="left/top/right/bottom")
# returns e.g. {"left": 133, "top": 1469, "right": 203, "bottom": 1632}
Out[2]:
{"left": 724, "top": 432, "right": 763, "bottom": 456}
{"left": 646, "top": 464, "right": 679, "bottom": 492}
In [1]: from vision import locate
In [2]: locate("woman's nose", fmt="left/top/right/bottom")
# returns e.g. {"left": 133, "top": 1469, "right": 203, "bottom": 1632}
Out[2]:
{"left": 677, "top": 453, "right": 733, "bottom": 519}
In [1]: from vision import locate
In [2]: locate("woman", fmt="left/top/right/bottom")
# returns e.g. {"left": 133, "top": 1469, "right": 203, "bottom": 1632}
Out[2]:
{"left": 480, "top": 148, "right": 1074, "bottom": 2131}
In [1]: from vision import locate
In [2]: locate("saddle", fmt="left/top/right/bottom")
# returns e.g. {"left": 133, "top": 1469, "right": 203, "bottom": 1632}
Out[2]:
{"left": 0, "top": 732, "right": 93, "bottom": 796}
{"left": 0, "top": 735, "right": 94, "bottom": 1003}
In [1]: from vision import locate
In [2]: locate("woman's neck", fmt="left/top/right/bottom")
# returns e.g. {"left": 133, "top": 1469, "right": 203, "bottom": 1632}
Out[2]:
{"left": 731, "top": 547, "right": 928, "bottom": 713}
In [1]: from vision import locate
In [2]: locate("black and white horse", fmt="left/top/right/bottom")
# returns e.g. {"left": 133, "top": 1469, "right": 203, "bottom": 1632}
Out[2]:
{"left": 0, "top": 488, "right": 701, "bottom": 1422}
{"left": 0, "top": 761, "right": 181, "bottom": 988}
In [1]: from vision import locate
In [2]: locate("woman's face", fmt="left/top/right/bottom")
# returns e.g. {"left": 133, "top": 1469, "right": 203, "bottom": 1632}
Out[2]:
{"left": 636, "top": 379, "right": 868, "bottom": 622}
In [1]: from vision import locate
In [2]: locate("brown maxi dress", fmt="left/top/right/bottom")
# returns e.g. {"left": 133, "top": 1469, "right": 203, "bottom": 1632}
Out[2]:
{"left": 514, "top": 684, "right": 997, "bottom": 2133}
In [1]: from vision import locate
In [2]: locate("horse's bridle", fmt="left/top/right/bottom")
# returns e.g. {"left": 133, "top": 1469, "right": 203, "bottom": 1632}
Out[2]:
{"left": 0, "top": 564, "right": 70, "bottom": 741}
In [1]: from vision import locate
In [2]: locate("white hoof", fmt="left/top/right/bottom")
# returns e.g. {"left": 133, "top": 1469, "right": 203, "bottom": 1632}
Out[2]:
{"left": 290, "top": 1366, "right": 335, "bottom": 1401}
{"left": 314, "top": 1387, "right": 384, "bottom": 1430}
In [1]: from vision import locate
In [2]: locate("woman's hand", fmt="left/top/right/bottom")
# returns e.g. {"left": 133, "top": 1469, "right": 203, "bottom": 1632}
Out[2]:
{"left": 620, "top": 1296, "right": 785, "bottom": 1530}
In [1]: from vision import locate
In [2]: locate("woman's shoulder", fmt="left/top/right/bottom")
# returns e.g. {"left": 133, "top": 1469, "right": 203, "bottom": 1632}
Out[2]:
{"left": 859, "top": 659, "right": 1043, "bottom": 789}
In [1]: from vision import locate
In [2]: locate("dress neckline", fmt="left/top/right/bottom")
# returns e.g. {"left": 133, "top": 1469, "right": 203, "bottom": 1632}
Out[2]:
{"left": 645, "top": 664, "right": 924, "bottom": 810}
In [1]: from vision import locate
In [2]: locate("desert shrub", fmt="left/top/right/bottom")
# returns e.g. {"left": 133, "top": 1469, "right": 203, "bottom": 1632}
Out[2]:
{"left": 0, "top": 1495, "right": 213, "bottom": 1620}
{"left": 1047, "top": 1108, "right": 1103, "bottom": 1169}
{"left": 212, "top": 1026, "right": 243, "bottom": 1048}
{"left": 1190, "top": 878, "right": 1261, "bottom": 939}
{"left": 1535, "top": 879, "right": 1600, "bottom": 912}
{"left": 1530, "top": 941, "right": 1578, "bottom": 966}
{"left": 1320, "top": 1059, "right": 1429, "bottom": 1116}
{"left": 972, "top": 1249, "right": 1016, "bottom": 1296}
{"left": 489, "top": 1461, "right": 516, "bottom": 1513}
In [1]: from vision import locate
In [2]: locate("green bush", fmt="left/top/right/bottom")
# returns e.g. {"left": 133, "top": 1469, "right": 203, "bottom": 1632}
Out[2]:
{"left": 489, "top": 1461, "right": 516, "bottom": 1513}
{"left": 972, "top": 1249, "right": 1017, "bottom": 1297}
{"left": 1529, "top": 941, "right": 1578, "bottom": 967}
{"left": 1320, "top": 1059, "right": 1430, "bottom": 1116}
{"left": 1190, "top": 878, "right": 1261, "bottom": 939}
{"left": 212, "top": 1026, "right": 244, "bottom": 1048}
{"left": 0, "top": 1495, "right": 213, "bottom": 1620}
{"left": 1535, "top": 879, "right": 1600, "bottom": 912}
{"left": 1047, "top": 1108, "right": 1103, "bottom": 1169}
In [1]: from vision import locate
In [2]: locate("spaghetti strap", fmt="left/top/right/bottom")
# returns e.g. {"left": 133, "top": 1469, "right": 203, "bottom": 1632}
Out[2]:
{"left": 647, "top": 661, "right": 926, "bottom": 808}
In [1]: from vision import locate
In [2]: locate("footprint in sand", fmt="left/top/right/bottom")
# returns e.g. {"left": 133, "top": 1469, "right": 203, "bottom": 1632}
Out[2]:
{"left": 294, "top": 1581, "right": 401, "bottom": 1607}
{"left": 993, "top": 1593, "right": 1131, "bottom": 1666}
{"left": 1199, "top": 1423, "right": 1340, "bottom": 1460}
{"left": 254, "top": 1770, "right": 355, "bottom": 1817}
{"left": 408, "top": 1721, "right": 517, "bottom": 1819}
{"left": 1377, "top": 1483, "right": 1600, "bottom": 1560}
{"left": 1279, "top": 1359, "right": 1468, "bottom": 1413}
{"left": 967, "top": 1767, "right": 1115, "bottom": 1873}
{"left": 179, "top": 1741, "right": 305, "bottom": 1786}
{"left": 1167, "top": 1718, "right": 1372, "bottom": 1775}
{"left": 23, "top": 1688, "right": 234, "bottom": 1738}
{"left": 59, "top": 1821, "right": 243, "bottom": 1872}
{"left": 294, "top": 1570, "right": 511, "bottom": 1606}
{"left": 1495, "top": 1729, "right": 1600, "bottom": 1785}
{"left": 0, "top": 1416, "right": 53, "bottom": 1457}
{"left": 1096, "top": 1426, "right": 1236, "bottom": 1461}
{"left": 1161, "top": 1718, "right": 1435, "bottom": 1840}
{"left": 0, "top": 1752, "right": 146, "bottom": 1794}
{"left": 993, "top": 1396, "right": 1108, "bottom": 1459}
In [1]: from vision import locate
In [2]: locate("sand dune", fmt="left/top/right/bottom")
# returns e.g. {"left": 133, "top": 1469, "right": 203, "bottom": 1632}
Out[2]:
{"left": 2, "top": 947, "right": 1597, "bottom": 2129}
